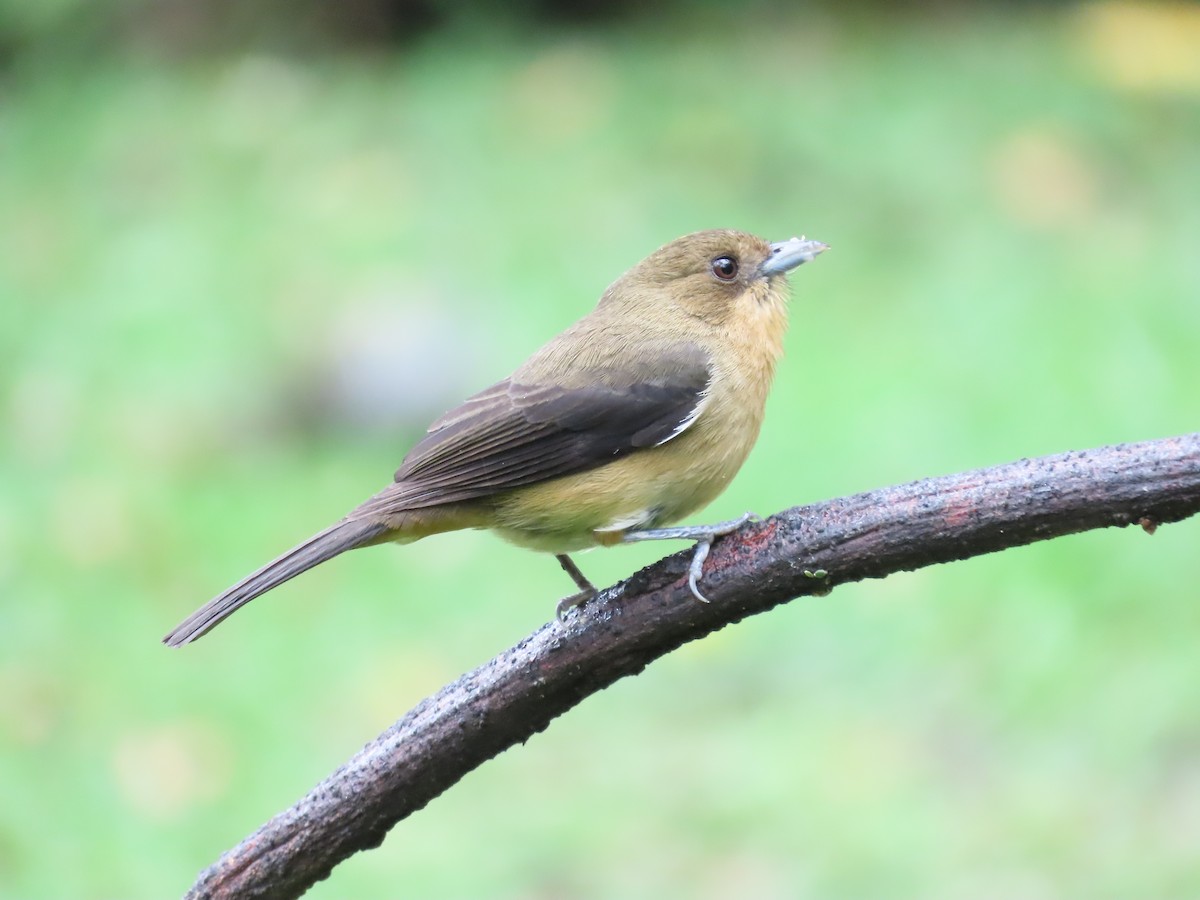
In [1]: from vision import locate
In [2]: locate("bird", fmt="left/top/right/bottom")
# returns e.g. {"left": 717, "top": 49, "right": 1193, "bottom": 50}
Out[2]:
{"left": 164, "top": 229, "right": 827, "bottom": 646}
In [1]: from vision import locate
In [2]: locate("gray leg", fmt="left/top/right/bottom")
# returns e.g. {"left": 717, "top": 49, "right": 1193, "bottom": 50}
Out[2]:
{"left": 555, "top": 554, "right": 597, "bottom": 618}
{"left": 621, "top": 512, "right": 758, "bottom": 602}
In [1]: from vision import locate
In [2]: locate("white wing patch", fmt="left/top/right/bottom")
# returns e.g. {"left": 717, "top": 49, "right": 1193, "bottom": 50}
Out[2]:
{"left": 655, "top": 383, "right": 711, "bottom": 447}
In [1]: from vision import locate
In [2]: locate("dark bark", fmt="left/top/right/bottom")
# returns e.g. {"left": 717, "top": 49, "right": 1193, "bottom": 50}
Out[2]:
{"left": 185, "top": 433, "right": 1200, "bottom": 899}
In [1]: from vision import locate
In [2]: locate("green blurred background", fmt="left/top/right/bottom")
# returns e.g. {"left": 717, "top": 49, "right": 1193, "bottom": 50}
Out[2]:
{"left": 2, "top": 1, "right": 1199, "bottom": 897}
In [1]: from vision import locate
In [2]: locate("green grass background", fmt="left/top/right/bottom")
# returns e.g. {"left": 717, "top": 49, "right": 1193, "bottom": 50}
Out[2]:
{"left": 2, "top": 4, "right": 1199, "bottom": 897}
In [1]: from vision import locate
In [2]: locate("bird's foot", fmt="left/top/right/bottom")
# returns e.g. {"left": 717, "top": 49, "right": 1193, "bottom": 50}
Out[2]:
{"left": 556, "top": 587, "right": 598, "bottom": 619}
{"left": 622, "top": 512, "right": 759, "bottom": 602}
{"left": 555, "top": 554, "right": 598, "bottom": 619}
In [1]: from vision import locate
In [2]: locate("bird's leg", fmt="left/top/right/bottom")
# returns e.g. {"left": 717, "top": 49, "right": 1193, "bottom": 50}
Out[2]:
{"left": 555, "top": 554, "right": 598, "bottom": 618}
{"left": 621, "top": 512, "right": 759, "bottom": 602}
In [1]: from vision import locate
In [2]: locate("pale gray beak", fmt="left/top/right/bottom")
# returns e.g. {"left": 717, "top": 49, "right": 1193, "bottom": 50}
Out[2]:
{"left": 760, "top": 236, "right": 829, "bottom": 277}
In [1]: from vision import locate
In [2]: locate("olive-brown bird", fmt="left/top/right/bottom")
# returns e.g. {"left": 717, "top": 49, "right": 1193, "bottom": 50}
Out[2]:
{"left": 164, "top": 230, "right": 827, "bottom": 646}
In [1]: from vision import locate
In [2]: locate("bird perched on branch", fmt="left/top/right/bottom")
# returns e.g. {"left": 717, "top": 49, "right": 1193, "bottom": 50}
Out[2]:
{"left": 164, "top": 229, "right": 827, "bottom": 646}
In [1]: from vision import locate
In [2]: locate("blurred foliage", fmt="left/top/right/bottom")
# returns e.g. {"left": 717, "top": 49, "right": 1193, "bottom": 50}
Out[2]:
{"left": 0, "top": 0, "right": 789, "bottom": 63}
{"left": 0, "top": 0, "right": 1147, "bottom": 65}
{"left": 2, "top": 2, "right": 1199, "bottom": 898}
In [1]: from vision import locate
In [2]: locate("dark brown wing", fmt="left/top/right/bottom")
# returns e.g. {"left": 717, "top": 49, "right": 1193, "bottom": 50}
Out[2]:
{"left": 380, "top": 344, "right": 712, "bottom": 508}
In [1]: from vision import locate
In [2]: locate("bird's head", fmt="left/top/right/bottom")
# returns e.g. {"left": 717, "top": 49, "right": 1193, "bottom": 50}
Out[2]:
{"left": 600, "top": 229, "right": 828, "bottom": 327}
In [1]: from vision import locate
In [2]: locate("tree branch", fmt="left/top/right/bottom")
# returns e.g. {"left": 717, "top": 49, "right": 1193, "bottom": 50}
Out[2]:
{"left": 185, "top": 433, "right": 1200, "bottom": 899}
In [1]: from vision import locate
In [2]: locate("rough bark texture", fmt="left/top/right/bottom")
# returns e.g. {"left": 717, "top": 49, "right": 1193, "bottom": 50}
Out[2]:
{"left": 185, "top": 433, "right": 1200, "bottom": 899}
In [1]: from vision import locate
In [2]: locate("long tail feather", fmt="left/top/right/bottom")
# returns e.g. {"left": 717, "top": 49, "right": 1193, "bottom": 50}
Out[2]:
{"left": 163, "top": 518, "right": 389, "bottom": 647}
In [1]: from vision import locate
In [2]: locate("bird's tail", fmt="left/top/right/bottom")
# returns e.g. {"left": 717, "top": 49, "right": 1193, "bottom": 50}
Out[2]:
{"left": 163, "top": 518, "right": 389, "bottom": 647}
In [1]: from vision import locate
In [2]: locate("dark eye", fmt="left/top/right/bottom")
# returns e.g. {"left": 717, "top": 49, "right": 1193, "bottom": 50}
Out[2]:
{"left": 710, "top": 256, "right": 739, "bottom": 281}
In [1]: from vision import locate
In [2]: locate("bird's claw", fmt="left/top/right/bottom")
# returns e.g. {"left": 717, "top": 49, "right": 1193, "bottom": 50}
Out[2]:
{"left": 633, "top": 513, "right": 753, "bottom": 607}
{"left": 678, "top": 512, "right": 759, "bottom": 602}
{"left": 687, "top": 539, "right": 712, "bottom": 602}
{"left": 556, "top": 587, "right": 597, "bottom": 620}
{"left": 619, "top": 511, "right": 759, "bottom": 603}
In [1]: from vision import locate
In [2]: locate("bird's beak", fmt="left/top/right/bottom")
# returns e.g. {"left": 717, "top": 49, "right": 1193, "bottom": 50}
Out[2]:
{"left": 760, "top": 236, "right": 829, "bottom": 277}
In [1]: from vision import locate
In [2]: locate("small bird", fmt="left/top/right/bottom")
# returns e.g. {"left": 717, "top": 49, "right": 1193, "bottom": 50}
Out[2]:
{"left": 164, "top": 230, "right": 827, "bottom": 646}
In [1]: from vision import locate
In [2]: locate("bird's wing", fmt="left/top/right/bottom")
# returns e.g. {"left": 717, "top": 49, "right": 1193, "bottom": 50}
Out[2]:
{"left": 373, "top": 342, "right": 712, "bottom": 508}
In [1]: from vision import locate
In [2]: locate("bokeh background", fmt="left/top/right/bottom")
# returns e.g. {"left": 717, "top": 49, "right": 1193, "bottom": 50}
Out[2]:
{"left": 2, "top": 1, "right": 1199, "bottom": 896}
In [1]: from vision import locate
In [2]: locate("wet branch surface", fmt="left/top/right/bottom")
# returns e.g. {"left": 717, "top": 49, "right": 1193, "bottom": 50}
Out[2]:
{"left": 185, "top": 433, "right": 1200, "bottom": 899}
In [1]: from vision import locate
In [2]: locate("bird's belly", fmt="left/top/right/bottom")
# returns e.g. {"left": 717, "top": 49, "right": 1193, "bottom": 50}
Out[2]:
{"left": 487, "top": 426, "right": 753, "bottom": 554}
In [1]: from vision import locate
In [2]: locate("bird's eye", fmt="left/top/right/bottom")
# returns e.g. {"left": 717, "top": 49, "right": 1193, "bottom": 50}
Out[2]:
{"left": 710, "top": 256, "right": 739, "bottom": 281}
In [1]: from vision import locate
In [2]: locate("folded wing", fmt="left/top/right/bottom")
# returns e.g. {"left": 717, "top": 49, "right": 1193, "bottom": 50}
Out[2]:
{"left": 367, "top": 342, "right": 713, "bottom": 510}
